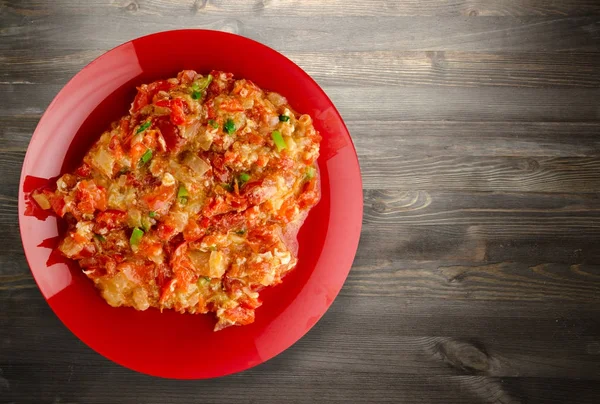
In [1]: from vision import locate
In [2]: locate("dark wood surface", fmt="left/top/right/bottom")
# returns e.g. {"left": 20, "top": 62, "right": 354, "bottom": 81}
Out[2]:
{"left": 2, "top": 1, "right": 600, "bottom": 403}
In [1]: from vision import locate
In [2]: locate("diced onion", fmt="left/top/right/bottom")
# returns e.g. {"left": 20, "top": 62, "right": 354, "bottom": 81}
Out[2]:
{"left": 209, "top": 250, "right": 227, "bottom": 278}
{"left": 32, "top": 192, "right": 51, "bottom": 210}
{"left": 183, "top": 121, "right": 201, "bottom": 139}
{"left": 183, "top": 153, "right": 210, "bottom": 176}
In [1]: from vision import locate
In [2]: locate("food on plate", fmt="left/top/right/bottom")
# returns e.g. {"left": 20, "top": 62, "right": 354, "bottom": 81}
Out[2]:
{"left": 31, "top": 70, "right": 321, "bottom": 330}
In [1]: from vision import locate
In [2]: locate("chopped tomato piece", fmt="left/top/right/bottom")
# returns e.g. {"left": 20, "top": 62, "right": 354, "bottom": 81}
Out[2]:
{"left": 169, "top": 98, "right": 186, "bottom": 125}
{"left": 243, "top": 179, "right": 277, "bottom": 206}
{"left": 132, "top": 88, "right": 150, "bottom": 113}
{"left": 156, "top": 222, "right": 178, "bottom": 240}
{"left": 156, "top": 118, "right": 185, "bottom": 152}
{"left": 75, "top": 180, "right": 107, "bottom": 214}
{"left": 222, "top": 306, "right": 255, "bottom": 326}
{"left": 75, "top": 163, "right": 91, "bottom": 177}
{"left": 94, "top": 209, "right": 127, "bottom": 232}
{"left": 142, "top": 184, "right": 176, "bottom": 213}
{"left": 154, "top": 98, "right": 187, "bottom": 125}
{"left": 218, "top": 98, "right": 244, "bottom": 112}
{"left": 298, "top": 178, "right": 320, "bottom": 209}
{"left": 247, "top": 132, "right": 264, "bottom": 145}
{"left": 183, "top": 219, "right": 206, "bottom": 242}
{"left": 108, "top": 136, "right": 124, "bottom": 159}
{"left": 131, "top": 80, "right": 174, "bottom": 113}
{"left": 129, "top": 142, "right": 147, "bottom": 163}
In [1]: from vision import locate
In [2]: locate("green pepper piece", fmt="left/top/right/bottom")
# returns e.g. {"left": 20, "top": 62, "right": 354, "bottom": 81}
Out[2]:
{"left": 271, "top": 130, "right": 286, "bottom": 152}
{"left": 178, "top": 185, "right": 188, "bottom": 204}
{"left": 194, "top": 74, "right": 213, "bottom": 91}
{"left": 223, "top": 119, "right": 236, "bottom": 135}
{"left": 140, "top": 149, "right": 152, "bottom": 165}
{"left": 136, "top": 121, "right": 151, "bottom": 134}
{"left": 239, "top": 173, "right": 250, "bottom": 183}
{"left": 130, "top": 227, "right": 144, "bottom": 247}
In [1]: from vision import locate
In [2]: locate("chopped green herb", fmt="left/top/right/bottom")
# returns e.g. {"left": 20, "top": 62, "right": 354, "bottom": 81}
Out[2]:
{"left": 193, "top": 74, "right": 213, "bottom": 91}
{"left": 178, "top": 185, "right": 188, "bottom": 205}
{"left": 191, "top": 90, "right": 202, "bottom": 100}
{"left": 235, "top": 229, "right": 246, "bottom": 235}
{"left": 94, "top": 234, "right": 106, "bottom": 242}
{"left": 239, "top": 172, "right": 250, "bottom": 183}
{"left": 221, "top": 183, "right": 233, "bottom": 192}
{"left": 208, "top": 119, "right": 219, "bottom": 129}
{"left": 223, "top": 119, "right": 236, "bottom": 135}
{"left": 199, "top": 276, "right": 210, "bottom": 285}
{"left": 279, "top": 114, "right": 290, "bottom": 122}
{"left": 271, "top": 130, "right": 286, "bottom": 152}
{"left": 148, "top": 211, "right": 156, "bottom": 218}
{"left": 136, "top": 121, "right": 151, "bottom": 134}
{"left": 204, "top": 276, "right": 211, "bottom": 281}
{"left": 140, "top": 149, "right": 152, "bottom": 165}
{"left": 129, "top": 227, "right": 144, "bottom": 247}
{"left": 177, "top": 185, "right": 188, "bottom": 198}
{"left": 306, "top": 166, "right": 316, "bottom": 179}
{"left": 117, "top": 167, "right": 129, "bottom": 176}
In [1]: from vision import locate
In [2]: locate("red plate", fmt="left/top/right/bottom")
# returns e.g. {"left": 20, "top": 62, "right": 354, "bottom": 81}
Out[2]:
{"left": 18, "top": 30, "right": 362, "bottom": 379}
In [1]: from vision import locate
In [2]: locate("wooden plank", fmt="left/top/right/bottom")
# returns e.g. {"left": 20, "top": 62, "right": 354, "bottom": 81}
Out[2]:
{"left": 0, "top": 151, "right": 24, "bottom": 196}
{"left": 4, "top": 49, "right": 600, "bottom": 88}
{"left": 3, "top": 0, "right": 600, "bottom": 401}
{"left": 4, "top": 83, "right": 600, "bottom": 122}
{"left": 5, "top": 0, "right": 600, "bottom": 17}
{"left": 3, "top": 284, "right": 600, "bottom": 339}
{"left": 501, "top": 379, "right": 600, "bottom": 404}
{"left": 292, "top": 51, "right": 600, "bottom": 88}
{"left": 2, "top": 365, "right": 598, "bottom": 404}
{"left": 348, "top": 258, "right": 600, "bottom": 301}
{"left": 360, "top": 156, "right": 600, "bottom": 192}
{"left": 5, "top": 254, "right": 600, "bottom": 304}
{"left": 5, "top": 116, "right": 600, "bottom": 157}
{"left": 5, "top": 150, "right": 600, "bottom": 195}
{"left": 359, "top": 221, "right": 600, "bottom": 264}
{"left": 358, "top": 190, "right": 600, "bottom": 263}
{"left": 352, "top": 121, "right": 600, "bottom": 158}
{"left": 326, "top": 87, "right": 600, "bottom": 122}
{"left": 2, "top": 290, "right": 600, "bottom": 377}
{"left": 0, "top": 116, "right": 38, "bottom": 151}
{"left": 363, "top": 190, "right": 600, "bottom": 236}
{"left": 2, "top": 12, "right": 599, "bottom": 52}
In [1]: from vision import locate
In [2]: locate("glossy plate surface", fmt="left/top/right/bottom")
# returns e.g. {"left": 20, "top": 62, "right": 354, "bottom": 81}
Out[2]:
{"left": 18, "top": 30, "right": 362, "bottom": 379}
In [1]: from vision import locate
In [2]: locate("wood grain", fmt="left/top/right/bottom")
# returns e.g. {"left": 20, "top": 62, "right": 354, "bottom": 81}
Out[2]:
{"left": 4, "top": 116, "right": 600, "bottom": 157}
{"left": 352, "top": 121, "right": 600, "bottom": 157}
{"left": 2, "top": 0, "right": 600, "bottom": 402}
{"left": 360, "top": 156, "right": 600, "bottom": 192}
{"left": 2, "top": 291, "right": 600, "bottom": 378}
{"left": 4, "top": 49, "right": 600, "bottom": 88}
{"left": 5, "top": 83, "right": 600, "bottom": 122}
{"left": 5, "top": 0, "right": 600, "bottom": 17}
{"left": 2, "top": 11, "right": 599, "bottom": 52}
{"left": 3, "top": 149, "right": 600, "bottom": 194}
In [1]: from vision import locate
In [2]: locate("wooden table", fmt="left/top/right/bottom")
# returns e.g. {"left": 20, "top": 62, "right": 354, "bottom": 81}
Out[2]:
{"left": 2, "top": 1, "right": 600, "bottom": 403}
